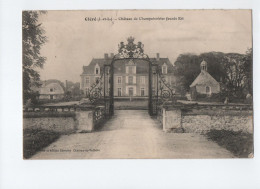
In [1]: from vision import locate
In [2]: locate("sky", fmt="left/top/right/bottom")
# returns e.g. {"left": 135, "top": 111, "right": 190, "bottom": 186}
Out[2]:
{"left": 38, "top": 10, "right": 252, "bottom": 83}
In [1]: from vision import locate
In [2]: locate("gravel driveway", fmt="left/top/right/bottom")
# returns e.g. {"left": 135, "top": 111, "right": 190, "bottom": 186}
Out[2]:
{"left": 32, "top": 110, "right": 234, "bottom": 159}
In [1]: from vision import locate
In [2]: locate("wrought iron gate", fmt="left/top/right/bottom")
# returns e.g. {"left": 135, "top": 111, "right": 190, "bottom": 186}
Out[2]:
{"left": 103, "top": 64, "right": 113, "bottom": 116}
{"left": 87, "top": 37, "right": 175, "bottom": 117}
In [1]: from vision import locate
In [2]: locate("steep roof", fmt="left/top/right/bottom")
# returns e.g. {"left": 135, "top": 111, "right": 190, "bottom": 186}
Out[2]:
{"left": 190, "top": 70, "right": 219, "bottom": 87}
{"left": 31, "top": 79, "right": 65, "bottom": 93}
{"left": 81, "top": 57, "right": 174, "bottom": 75}
{"left": 39, "top": 81, "right": 65, "bottom": 95}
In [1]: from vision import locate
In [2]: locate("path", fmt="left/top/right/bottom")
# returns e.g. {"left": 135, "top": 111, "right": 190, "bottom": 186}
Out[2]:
{"left": 32, "top": 110, "right": 234, "bottom": 159}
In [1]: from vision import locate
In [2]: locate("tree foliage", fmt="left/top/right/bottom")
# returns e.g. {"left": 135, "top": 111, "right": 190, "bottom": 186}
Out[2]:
{"left": 173, "top": 50, "right": 253, "bottom": 99}
{"left": 173, "top": 52, "right": 226, "bottom": 92}
{"left": 23, "top": 11, "right": 47, "bottom": 102}
{"left": 242, "top": 48, "right": 253, "bottom": 94}
{"left": 221, "top": 53, "right": 247, "bottom": 98}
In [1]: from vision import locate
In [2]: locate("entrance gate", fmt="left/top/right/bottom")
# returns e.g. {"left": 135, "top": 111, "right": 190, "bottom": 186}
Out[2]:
{"left": 87, "top": 37, "right": 175, "bottom": 116}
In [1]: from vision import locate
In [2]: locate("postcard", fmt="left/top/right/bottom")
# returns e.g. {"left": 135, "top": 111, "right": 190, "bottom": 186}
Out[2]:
{"left": 22, "top": 10, "right": 253, "bottom": 159}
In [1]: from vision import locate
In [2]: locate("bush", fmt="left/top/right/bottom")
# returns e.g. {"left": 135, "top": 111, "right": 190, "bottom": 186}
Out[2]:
{"left": 23, "top": 128, "right": 61, "bottom": 159}
{"left": 195, "top": 93, "right": 222, "bottom": 102}
{"left": 23, "top": 91, "right": 40, "bottom": 105}
{"left": 206, "top": 129, "right": 253, "bottom": 158}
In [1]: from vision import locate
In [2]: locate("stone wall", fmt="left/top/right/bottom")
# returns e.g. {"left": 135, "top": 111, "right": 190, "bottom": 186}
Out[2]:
{"left": 24, "top": 116, "right": 76, "bottom": 134}
{"left": 158, "top": 104, "right": 253, "bottom": 134}
{"left": 182, "top": 110, "right": 253, "bottom": 133}
{"left": 23, "top": 106, "right": 106, "bottom": 133}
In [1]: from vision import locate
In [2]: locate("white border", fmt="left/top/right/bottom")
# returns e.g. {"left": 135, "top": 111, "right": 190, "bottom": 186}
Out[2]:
{"left": 0, "top": 0, "right": 260, "bottom": 188}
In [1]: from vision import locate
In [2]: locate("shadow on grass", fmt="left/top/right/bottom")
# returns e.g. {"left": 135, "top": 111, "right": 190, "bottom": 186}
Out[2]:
{"left": 23, "top": 128, "right": 61, "bottom": 159}
{"left": 205, "top": 129, "right": 253, "bottom": 158}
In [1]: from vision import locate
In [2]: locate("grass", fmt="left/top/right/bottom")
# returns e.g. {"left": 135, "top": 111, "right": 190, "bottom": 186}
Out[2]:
{"left": 114, "top": 100, "right": 148, "bottom": 110}
{"left": 206, "top": 129, "right": 253, "bottom": 158}
{"left": 23, "top": 128, "right": 61, "bottom": 159}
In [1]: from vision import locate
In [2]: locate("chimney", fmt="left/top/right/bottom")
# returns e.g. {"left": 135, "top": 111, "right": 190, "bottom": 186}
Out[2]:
{"left": 156, "top": 53, "right": 160, "bottom": 61}
{"left": 110, "top": 53, "right": 114, "bottom": 58}
{"left": 65, "top": 80, "right": 68, "bottom": 92}
{"left": 104, "top": 53, "right": 109, "bottom": 59}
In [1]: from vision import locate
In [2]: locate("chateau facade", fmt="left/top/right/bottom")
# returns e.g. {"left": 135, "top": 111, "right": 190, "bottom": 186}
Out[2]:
{"left": 80, "top": 53, "right": 176, "bottom": 97}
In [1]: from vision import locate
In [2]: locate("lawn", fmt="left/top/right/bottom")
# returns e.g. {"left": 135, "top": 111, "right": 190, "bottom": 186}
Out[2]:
{"left": 206, "top": 129, "right": 253, "bottom": 158}
{"left": 23, "top": 128, "right": 61, "bottom": 159}
{"left": 114, "top": 99, "right": 148, "bottom": 109}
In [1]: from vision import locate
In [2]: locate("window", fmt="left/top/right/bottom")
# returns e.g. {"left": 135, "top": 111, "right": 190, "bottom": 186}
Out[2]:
{"left": 206, "top": 86, "right": 211, "bottom": 94}
{"left": 140, "top": 76, "right": 145, "bottom": 84}
{"left": 129, "top": 87, "right": 133, "bottom": 96}
{"left": 95, "top": 77, "right": 99, "bottom": 83}
{"left": 94, "top": 63, "right": 100, "bottom": 75}
{"left": 86, "top": 77, "right": 90, "bottom": 85}
{"left": 128, "top": 76, "right": 133, "bottom": 84}
{"left": 129, "top": 66, "right": 133, "bottom": 74}
{"left": 95, "top": 68, "right": 99, "bottom": 75}
{"left": 152, "top": 88, "right": 156, "bottom": 95}
{"left": 162, "top": 65, "right": 167, "bottom": 74}
{"left": 141, "top": 88, "right": 145, "bottom": 96}
{"left": 117, "top": 77, "right": 122, "bottom": 84}
{"left": 118, "top": 88, "right": 122, "bottom": 96}
{"left": 50, "top": 88, "right": 54, "bottom": 92}
{"left": 86, "top": 88, "right": 90, "bottom": 96}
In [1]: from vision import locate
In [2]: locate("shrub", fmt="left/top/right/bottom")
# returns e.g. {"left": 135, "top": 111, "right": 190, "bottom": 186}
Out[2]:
{"left": 206, "top": 129, "right": 253, "bottom": 158}
{"left": 23, "top": 128, "right": 61, "bottom": 159}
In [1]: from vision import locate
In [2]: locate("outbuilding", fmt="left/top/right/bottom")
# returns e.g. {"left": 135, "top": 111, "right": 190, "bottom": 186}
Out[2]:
{"left": 190, "top": 60, "right": 220, "bottom": 100}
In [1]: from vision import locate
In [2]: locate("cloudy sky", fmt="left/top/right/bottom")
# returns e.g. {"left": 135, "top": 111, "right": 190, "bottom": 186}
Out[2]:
{"left": 38, "top": 10, "right": 252, "bottom": 83}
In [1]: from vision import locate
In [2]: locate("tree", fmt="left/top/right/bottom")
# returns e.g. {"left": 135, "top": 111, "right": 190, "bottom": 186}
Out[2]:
{"left": 173, "top": 50, "right": 252, "bottom": 100}
{"left": 242, "top": 48, "right": 253, "bottom": 95}
{"left": 221, "top": 53, "right": 247, "bottom": 98}
{"left": 173, "top": 53, "right": 201, "bottom": 93}
{"left": 173, "top": 52, "right": 226, "bottom": 93}
{"left": 23, "top": 11, "right": 47, "bottom": 103}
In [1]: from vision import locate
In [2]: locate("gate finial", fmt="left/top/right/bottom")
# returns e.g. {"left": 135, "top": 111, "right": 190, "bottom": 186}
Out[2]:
{"left": 117, "top": 37, "right": 147, "bottom": 59}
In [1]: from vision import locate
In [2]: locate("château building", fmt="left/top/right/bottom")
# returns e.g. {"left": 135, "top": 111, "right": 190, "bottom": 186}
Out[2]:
{"left": 80, "top": 53, "right": 176, "bottom": 97}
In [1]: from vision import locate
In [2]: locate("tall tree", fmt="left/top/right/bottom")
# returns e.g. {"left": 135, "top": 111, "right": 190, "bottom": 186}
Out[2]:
{"left": 221, "top": 53, "right": 247, "bottom": 98}
{"left": 23, "top": 11, "right": 47, "bottom": 102}
{"left": 242, "top": 48, "right": 253, "bottom": 95}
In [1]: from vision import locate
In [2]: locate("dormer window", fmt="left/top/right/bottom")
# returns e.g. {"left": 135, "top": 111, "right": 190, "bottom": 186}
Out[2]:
{"left": 162, "top": 63, "right": 167, "bottom": 74}
{"left": 94, "top": 64, "right": 100, "bottom": 75}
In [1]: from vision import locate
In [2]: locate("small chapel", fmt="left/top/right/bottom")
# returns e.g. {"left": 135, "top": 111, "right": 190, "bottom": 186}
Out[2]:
{"left": 190, "top": 60, "right": 220, "bottom": 100}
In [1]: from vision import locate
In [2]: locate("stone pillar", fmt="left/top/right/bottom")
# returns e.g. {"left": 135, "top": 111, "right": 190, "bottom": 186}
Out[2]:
{"left": 163, "top": 107, "right": 182, "bottom": 132}
{"left": 75, "top": 110, "right": 94, "bottom": 132}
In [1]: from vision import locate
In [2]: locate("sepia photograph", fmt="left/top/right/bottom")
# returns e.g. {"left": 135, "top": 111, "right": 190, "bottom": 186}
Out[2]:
{"left": 22, "top": 10, "right": 253, "bottom": 159}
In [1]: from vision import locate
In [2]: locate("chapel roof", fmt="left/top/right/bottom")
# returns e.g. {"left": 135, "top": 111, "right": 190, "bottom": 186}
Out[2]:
{"left": 190, "top": 70, "right": 219, "bottom": 87}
